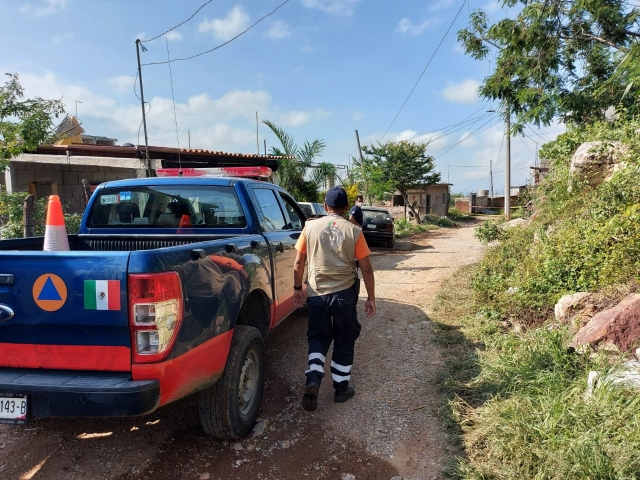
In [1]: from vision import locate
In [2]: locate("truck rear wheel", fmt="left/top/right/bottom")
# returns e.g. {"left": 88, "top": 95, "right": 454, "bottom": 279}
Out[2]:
{"left": 199, "top": 325, "right": 265, "bottom": 439}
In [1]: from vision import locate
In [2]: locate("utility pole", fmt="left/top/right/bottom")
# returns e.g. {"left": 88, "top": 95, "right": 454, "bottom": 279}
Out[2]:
{"left": 504, "top": 105, "right": 511, "bottom": 221}
{"left": 188, "top": 130, "right": 191, "bottom": 149}
{"left": 256, "top": 112, "right": 260, "bottom": 155}
{"left": 489, "top": 159, "right": 494, "bottom": 203}
{"left": 136, "top": 39, "right": 151, "bottom": 177}
{"left": 355, "top": 130, "right": 366, "bottom": 198}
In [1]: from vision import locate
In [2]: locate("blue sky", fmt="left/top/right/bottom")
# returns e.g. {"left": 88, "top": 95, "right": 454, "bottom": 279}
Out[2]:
{"left": 0, "top": 0, "right": 564, "bottom": 194}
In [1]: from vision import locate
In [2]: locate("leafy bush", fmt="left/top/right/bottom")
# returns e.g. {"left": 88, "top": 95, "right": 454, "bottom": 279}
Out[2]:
{"left": 0, "top": 191, "right": 83, "bottom": 239}
{"left": 472, "top": 116, "right": 640, "bottom": 323}
{"left": 447, "top": 207, "right": 474, "bottom": 221}
{"left": 422, "top": 214, "right": 458, "bottom": 228}
{"left": 394, "top": 218, "right": 437, "bottom": 238}
{"left": 473, "top": 220, "right": 504, "bottom": 245}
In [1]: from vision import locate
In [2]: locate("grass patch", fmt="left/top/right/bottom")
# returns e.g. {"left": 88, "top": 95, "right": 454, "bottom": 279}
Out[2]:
{"left": 448, "top": 208, "right": 475, "bottom": 222}
{"left": 423, "top": 214, "right": 459, "bottom": 228}
{"left": 431, "top": 264, "right": 640, "bottom": 479}
{"left": 394, "top": 218, "right": 438, "bottom": 238}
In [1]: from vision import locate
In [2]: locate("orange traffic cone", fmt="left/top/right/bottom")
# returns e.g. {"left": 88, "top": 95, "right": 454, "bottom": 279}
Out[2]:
{"left": 43, "top": 195, "right": 70, "bottom": 252}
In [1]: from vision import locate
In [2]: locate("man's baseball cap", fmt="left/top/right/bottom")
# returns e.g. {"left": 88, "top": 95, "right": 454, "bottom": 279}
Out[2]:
{"left": 325, "top": 187, "right": 348, "bottom": 207}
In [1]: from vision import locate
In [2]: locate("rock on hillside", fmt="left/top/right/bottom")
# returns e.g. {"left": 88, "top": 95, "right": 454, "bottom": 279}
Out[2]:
{"left": 569, "top": 141, "right": 628, "bottom": 189}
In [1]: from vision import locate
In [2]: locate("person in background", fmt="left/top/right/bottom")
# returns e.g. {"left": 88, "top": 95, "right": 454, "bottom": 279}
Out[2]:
{"left": 349, "top": 194, "right": 364, "bottom": 227}
{"left": 293, "top": 187, "right": 376, "bottom": 412}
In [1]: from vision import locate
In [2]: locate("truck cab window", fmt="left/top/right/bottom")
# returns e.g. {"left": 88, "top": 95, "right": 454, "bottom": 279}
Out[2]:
{"left": 254, "top": 189, "right": 287, "bottom": 232}
{"left": 279, "top": 194, "right": 303, "bottom": 230}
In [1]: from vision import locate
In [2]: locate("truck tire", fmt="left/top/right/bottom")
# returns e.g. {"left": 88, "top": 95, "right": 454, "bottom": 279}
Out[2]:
{"left": 199, "top": 325, "right": 265, "bottom": 439}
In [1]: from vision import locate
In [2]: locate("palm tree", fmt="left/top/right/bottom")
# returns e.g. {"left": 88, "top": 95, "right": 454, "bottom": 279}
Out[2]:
{"left": 263, "top": 120, "right": 327, "bottom": 201}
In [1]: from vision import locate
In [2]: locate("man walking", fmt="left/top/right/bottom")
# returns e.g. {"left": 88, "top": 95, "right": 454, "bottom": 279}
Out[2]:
{"left": 349, "top": 194, "right": 364, "bottom": 227}
{"left": 293, "top": 187, "right": 376, "bottom": 411}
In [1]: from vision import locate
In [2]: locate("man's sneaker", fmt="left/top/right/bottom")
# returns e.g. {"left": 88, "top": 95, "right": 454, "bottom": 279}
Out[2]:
{"left": 334, "top": 384, "right": 355, "bottom": 403}
{"left": 302, "top": 382, "right": 320, "bottom": 411}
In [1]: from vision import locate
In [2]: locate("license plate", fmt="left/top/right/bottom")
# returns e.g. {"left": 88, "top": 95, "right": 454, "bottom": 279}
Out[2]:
{"left": 367, "top": 224, "right": 377, "bottom": 229}
{"left": 0, "top": 393, "right": 28, "bottom": 425}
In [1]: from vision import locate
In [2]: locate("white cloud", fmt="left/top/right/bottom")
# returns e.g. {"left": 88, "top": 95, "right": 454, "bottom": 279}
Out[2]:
{"left": 279, "top": 108, "right": 331, "bottom": 127}
{"left": 164, "top": 30, "right": 183, "bottom": 42}
{"left": 457, "top": 131, "right": 479, "bottom": 147}
{"left": 393, "top": 130, "right": 418, "bottom": 142}
{"left": 12, "top": 70, "right": 332, "bottom": 152}
{"left": 266, "top": 21, "right": 292, "bottom": 40}
{"left": 198, "top": 6, "right": 250, "bottom": 41}
{"left": 429, "top": 0, "right": 453, "bottom": 12}
{"left": 396, "top": 18, "right": 434, "bottom": 36}
{"left": 301, "top": 45, "right": 314, "bottom": 53}
{"left": 107, "top": 75, "right": 136, "bottom": 93}
{"left": 19, "top": 0, "right": 68, "bottom": 16}
{"left": 442, "top": 79, "right": 481, "bottom": 104}
{"left": 51, "top": 31, "right": 74, "bottom": 43}
{"left": 301, "top": 0, "right": 360, "bottom": 16}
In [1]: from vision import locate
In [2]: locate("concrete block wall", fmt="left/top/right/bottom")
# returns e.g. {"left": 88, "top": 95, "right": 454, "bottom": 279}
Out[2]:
{"left": 9, "top": 162, "right": 138, "bottom": 214}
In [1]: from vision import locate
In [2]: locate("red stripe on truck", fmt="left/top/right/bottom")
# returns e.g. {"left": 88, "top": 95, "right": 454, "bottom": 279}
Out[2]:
{"left": 0, "top": 344, "right": 131, "bottom": 371}
{"left": 132, "top": 329, "right": 234, "bottom": 406}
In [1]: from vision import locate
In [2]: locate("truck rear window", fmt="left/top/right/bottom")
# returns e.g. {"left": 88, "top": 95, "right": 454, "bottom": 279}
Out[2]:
{"left": 87, "top": 185, "right": 246, "bottom": 229}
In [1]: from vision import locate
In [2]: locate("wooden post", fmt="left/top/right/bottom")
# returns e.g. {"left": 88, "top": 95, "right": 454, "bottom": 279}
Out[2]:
{"left": 82, "top": 178, "right": 92, "bottom": 206}
{"left": 23, "top": 194, "right": 35, "bottom": 238}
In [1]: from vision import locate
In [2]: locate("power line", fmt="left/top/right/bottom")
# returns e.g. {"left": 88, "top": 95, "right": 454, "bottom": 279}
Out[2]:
{"left": 403, "top": 103, "right": 492, "bottom": 141}
{"left": 380, "top": 0, "right": 468, "bottom": 141}
{"left": 142, "top": 0, "right": 214, "bottom": 43}
{"left": 432, "top": 117, "right": 502, "bottom": 158}
{"left": 142, "top": 0, "right": 292, "bottom": 66}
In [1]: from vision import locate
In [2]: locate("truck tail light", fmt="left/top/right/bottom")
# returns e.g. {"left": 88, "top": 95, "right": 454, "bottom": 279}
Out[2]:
{"left": 128, "top": 272, "right": 183, "bottom": 363}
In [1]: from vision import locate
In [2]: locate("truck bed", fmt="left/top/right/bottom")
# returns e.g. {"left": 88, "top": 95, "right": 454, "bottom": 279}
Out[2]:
{"left": 0, "top": 234, "right": 241, "bottom": 252}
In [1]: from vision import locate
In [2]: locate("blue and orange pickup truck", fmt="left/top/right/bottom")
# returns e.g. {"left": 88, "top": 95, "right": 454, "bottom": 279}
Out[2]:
{"left": 0, "top": 170, "right": 307, "bottom": 439}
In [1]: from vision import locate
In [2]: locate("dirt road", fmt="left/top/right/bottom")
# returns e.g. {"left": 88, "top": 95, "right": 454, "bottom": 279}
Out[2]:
{"left": 0, "top": 221, "right": 483, "bottom": 480}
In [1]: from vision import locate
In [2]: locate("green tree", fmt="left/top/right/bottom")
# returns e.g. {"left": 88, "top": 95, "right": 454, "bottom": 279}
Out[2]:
{"left": 0, "top": 73, "right": 65, "bottom": 171}
{"left": 458, "top": 0, "right": 640, "bottom": 129}
{"left": 350, "top": 154, "right": 390, "bottom": 203}
{"left": 263, "top": 120, "right": 327, "bottom": 201}
{"left": 361, "top": 140, "right": 441, "bottom": 223}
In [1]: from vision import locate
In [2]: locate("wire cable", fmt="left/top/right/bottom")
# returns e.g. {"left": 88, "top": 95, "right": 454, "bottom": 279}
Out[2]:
{"left": 142, "top": 0, "right": 214, "bottom": 43}
{"left": 380, "top": 0, "right": 468, "bottom": 141}
{"left": 142, "top": 0, "right": 292, "bottom": 66}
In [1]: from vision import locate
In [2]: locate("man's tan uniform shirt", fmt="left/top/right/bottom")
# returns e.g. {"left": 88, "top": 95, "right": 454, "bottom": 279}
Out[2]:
{"left": 295, "top": 215, "right": 370, "bottom": 297}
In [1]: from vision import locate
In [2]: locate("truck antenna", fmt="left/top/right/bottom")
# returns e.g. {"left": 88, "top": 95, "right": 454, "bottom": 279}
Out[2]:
{"left": 166, "top": 38, "right": 183, "bottom": 176}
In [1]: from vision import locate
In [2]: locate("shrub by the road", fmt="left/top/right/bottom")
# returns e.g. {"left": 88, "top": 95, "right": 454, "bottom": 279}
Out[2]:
{"left": 430, "top": 116, "right": 640, "bottom": 479}
{"left": 0, "top": 191, "right": 82, "bottom": 238}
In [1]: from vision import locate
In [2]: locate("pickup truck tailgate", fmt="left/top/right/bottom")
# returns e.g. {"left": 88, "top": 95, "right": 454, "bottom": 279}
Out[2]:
{"left": 0, "top": 252, "right": 131, "bottom": 372}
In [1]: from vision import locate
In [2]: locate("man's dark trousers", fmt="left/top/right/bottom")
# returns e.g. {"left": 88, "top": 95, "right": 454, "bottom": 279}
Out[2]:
{"left": 305, "top": 285, "right": 361, "bottom": 391}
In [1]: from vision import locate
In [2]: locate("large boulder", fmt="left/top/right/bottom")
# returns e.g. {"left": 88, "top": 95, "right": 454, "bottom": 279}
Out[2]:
{"left": 554, "top": 292, "right": 602, "bottom": 331}
{"left": 569, "top": 141, "right": 628, "bottom": 189}
{"left": 570, "top": 294, "right": 640, "bottom": 352}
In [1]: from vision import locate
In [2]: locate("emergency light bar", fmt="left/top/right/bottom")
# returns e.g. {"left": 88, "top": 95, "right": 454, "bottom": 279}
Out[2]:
{"left": 155, "top": 166, "right": 272, "bottom": 178}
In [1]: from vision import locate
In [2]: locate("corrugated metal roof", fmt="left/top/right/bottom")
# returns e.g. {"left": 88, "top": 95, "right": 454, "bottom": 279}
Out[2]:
{"left": 33, "top": 143, "right": 291, "bottom": 171}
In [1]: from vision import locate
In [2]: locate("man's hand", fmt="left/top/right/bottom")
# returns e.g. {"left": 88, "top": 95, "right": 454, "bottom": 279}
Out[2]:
{"left": 365, "top": 298, "right": 376, "bottom": 317}
{"left": 294, "top": 289, "right": 307, "bottom": 308}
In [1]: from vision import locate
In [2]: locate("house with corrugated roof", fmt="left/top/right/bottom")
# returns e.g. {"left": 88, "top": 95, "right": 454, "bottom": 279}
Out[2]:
{"left": 2, "top": 119, "right": 283, "bottom": 213}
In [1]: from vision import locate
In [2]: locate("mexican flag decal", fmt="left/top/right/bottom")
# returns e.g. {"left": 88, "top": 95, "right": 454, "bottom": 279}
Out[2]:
{"left": 84, "top": 280, "right": 121, "bottom": 310}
